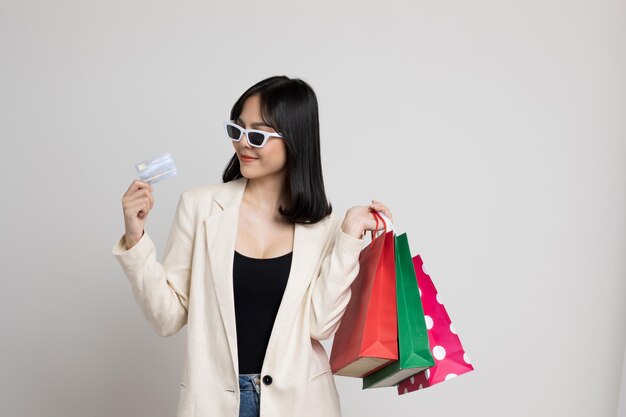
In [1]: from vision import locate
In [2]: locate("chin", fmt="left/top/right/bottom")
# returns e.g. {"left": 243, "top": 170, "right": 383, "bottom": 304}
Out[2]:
{"left": 238, "top": 168, "right": 259, "bottom": 179}
{"left": 239, "top": 168, "right": 284, "bottom": 181}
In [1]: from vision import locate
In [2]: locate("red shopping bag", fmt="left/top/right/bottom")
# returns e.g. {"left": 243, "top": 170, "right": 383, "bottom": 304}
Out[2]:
{"left": 397, "top": 254, "right": 474, "bottom": 394}
{"left": 330, "top": 211, "right": 398, "bottom": 377}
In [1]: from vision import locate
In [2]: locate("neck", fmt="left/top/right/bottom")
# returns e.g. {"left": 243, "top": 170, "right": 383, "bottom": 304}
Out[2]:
{"left": 242, "top": 174, "right": 289, "bottom": 215}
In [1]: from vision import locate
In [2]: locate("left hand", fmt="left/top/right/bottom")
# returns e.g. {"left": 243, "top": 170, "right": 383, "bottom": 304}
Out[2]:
{"left": 341, "top": 199, "right": 394, "bottom": 240}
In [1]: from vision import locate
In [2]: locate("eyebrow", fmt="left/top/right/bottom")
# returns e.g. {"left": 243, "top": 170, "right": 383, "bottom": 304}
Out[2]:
{"left": 235, "top": 117, "right": 271, "bottom": 128}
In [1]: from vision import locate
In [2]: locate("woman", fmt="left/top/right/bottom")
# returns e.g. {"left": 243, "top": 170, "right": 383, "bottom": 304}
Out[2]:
{"left": 113, "top": 75, "right": 394, "bottom": 417}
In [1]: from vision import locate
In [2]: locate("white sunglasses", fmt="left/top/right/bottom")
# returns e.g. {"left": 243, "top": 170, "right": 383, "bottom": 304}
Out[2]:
{"left": 223, "top": 120, "right": 286, "bottom": 148}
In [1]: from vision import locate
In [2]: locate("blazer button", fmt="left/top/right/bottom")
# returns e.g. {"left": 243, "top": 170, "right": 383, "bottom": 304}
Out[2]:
{"left": 262, "top": 375, "right": 273, "bottom": 385}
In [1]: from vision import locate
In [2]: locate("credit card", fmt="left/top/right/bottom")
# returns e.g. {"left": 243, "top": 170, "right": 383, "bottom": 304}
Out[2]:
{"left": 135, "top": 152, "right": 179, "bottom": 185}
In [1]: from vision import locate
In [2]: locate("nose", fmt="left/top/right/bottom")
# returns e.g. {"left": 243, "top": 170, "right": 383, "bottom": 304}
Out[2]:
{"left": 240, "top": 127, "right": 258, "bottom": 146}
{"left": 237, "top": 130, "right": 252, "bottom": 149}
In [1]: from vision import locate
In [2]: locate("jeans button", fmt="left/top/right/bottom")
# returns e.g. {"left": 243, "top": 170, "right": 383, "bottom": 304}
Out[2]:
{"left": 262, "top": 375, "right": 273, "bottom": 385}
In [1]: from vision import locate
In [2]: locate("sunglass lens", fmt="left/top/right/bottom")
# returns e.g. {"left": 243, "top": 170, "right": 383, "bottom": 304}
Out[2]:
{"left": 226, "top": 125, "right": 242, "bottom": 140}
{"left": 248, "top": 132, "right": 266, "bottom": 147}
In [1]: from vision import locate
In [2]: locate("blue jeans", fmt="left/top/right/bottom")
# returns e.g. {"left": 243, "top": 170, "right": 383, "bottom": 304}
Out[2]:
{"left": 238, "top": 373, "right": 261, "bottom": 417}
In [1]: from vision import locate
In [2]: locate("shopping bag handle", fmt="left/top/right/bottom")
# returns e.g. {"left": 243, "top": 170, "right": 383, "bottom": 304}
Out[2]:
{"left": 375, "top": 210, "right": 395, "bottom": 233}
{"left": 369, "top": 209, "right": 395, "bottom": 241}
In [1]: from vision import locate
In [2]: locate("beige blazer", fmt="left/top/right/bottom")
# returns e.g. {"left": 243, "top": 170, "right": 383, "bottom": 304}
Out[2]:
{"left": 111, "top": 176, "right": 364, "bottom": 417}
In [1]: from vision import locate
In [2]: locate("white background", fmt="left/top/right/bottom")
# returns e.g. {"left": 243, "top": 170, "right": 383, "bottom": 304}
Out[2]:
{"left": 1, "top": 1, "right": 625, "bottom": 416}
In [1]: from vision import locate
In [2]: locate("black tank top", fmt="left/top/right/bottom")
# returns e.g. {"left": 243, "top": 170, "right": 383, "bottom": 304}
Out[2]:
{"left": 233, "top": 249, "right": 293, "bottom": 374}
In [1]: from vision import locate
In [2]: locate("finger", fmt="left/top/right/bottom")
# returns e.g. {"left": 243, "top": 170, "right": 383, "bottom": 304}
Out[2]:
{"left": 139, "top": 180, "right": 153, "bottom": 192}
{"left": 371, "top": 199, "right": 387, "bottom": 209}
{"left": 368, "top": 205, "right": 386, "bottom": 214}
{"left": 139, "top": 200, "right": 150, "bottom": 216}
{"left": 133, "top": 198, "right": 150, "bottom": 211}
{"left": 126, "top": 200, "right": 147, "bottom": 215}
{"left": 141, "top": 186, "right": 154, "bottom": 200}
{"left": 127, "top": 179, "right": 153, "bottom": 194}
{"left": 369, "top": 203, "right": 393, "bottom": 222}
{"left": 126, "top": 180, "right": 138, "bottom": 193}
{"left": 126, "top": 188, "right": 151, "bottom": 204}
{"left": 367, "top": 211, "right": 390, "bottom": 232}
{"left": 379, "top": 207, "right": 393, "bottom": 222}
{"left": 376, "top": 210, "right": 393, "bottom": 225}
{"left": 126, "top": 196, "right": 151, "bottom": 211}
{"left": 370, "top": 199, "right": 383, "bottom": 210}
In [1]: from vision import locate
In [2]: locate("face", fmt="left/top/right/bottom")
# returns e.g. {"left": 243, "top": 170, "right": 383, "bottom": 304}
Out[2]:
{"left": 232, "top": 94, "right": 288, "bottom": 181}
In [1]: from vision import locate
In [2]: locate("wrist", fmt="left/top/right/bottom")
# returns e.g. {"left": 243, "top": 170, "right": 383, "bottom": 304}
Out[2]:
{"left": 124, "top": 230, "right": 144, "bottom": 250}
{"left": 341, "top": 222, "right": 364, "bottom": 240}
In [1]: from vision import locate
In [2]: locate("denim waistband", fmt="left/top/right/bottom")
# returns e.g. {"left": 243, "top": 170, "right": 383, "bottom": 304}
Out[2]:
{"left": 239, "top": 373, "right": 261, "bottom": 394}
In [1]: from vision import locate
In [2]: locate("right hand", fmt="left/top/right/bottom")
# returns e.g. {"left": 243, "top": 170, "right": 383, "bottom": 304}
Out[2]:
{"left": 122, "top": 179, "right": 154, "bottom": 249}
{"left": 341, "top": 201, "right": 394, "bottom": 240}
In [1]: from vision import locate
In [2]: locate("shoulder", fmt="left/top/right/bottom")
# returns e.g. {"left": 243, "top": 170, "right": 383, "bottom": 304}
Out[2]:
{"left": 315, "top": 210, "right": 342, "bottom": 247}
{"left": 326, "top": 210, "right": 341, "bottom": 232}
{"left": 175, "top": 178, "right": 245, "bottom": 218}
{"left": 180, "top": 182, "right": 222, "bottom": 201}
{"left": 180, "top": 178, "right": 244, "bottom": 203}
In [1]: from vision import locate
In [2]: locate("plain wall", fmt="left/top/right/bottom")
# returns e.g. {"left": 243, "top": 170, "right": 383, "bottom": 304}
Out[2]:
{"left": 617, "top": 348, "right": 626, "bottom": 417}
{"left": 1, "top": 1, "right": 625, "bottom": 416}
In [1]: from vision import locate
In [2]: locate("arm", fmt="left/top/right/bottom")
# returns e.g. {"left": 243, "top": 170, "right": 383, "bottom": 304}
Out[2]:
{"left": 308, "top": 215, "right": 364, "bottom": 341}
{"left": 111, "top": 191, "right": 194, "bottom": 337}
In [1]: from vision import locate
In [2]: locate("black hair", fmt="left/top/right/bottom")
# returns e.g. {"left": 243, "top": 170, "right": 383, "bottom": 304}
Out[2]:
{"left": 222, "top": 75, "right": 333, "bottom": 224}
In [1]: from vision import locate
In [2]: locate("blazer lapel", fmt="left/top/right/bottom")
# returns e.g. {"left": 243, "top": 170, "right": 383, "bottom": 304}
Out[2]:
{"left": 204, "top": 177, "right": 328, "bottom": 375}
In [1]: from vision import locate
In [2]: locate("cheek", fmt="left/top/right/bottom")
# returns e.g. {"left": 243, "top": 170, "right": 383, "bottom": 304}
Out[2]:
{"left": 274, "top": 148, "right": 288, "bottom": 168}
{"left": 263, "top": 142, "right": 287, "bottom": 166}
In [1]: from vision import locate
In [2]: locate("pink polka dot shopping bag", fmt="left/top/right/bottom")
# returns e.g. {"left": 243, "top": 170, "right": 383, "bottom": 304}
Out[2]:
{"left": 396, "top": 254, "right": 475, "bottom": 394}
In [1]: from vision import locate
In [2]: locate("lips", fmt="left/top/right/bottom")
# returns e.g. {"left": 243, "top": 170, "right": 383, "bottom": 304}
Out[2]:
{"left": 239, "top": 155, "right": 259, "bottom": 162}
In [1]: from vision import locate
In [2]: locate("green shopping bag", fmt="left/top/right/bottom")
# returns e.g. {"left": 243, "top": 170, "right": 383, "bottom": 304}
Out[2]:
{"left": 362, "top": 231, "right": 434, "bottom": 389}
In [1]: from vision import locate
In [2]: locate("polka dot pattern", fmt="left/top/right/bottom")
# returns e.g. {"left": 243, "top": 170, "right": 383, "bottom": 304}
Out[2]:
{"left": 397, "top": 254, "right": 474, "bottom": 396}
{"left": 433, "top": 345, "right": 446, "bottom": 360}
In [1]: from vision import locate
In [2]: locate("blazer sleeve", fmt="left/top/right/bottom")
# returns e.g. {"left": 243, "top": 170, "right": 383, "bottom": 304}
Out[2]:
{"left": 308, "top": 215, "right": 364, "bottom": 341}
{"left": 111, "top": 191, "right": 194, "bottom": 337}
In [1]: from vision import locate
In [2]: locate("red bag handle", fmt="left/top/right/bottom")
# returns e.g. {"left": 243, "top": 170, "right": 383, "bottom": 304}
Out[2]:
{"left": 368, "top": 209, "right": 388, "bottom": 241}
